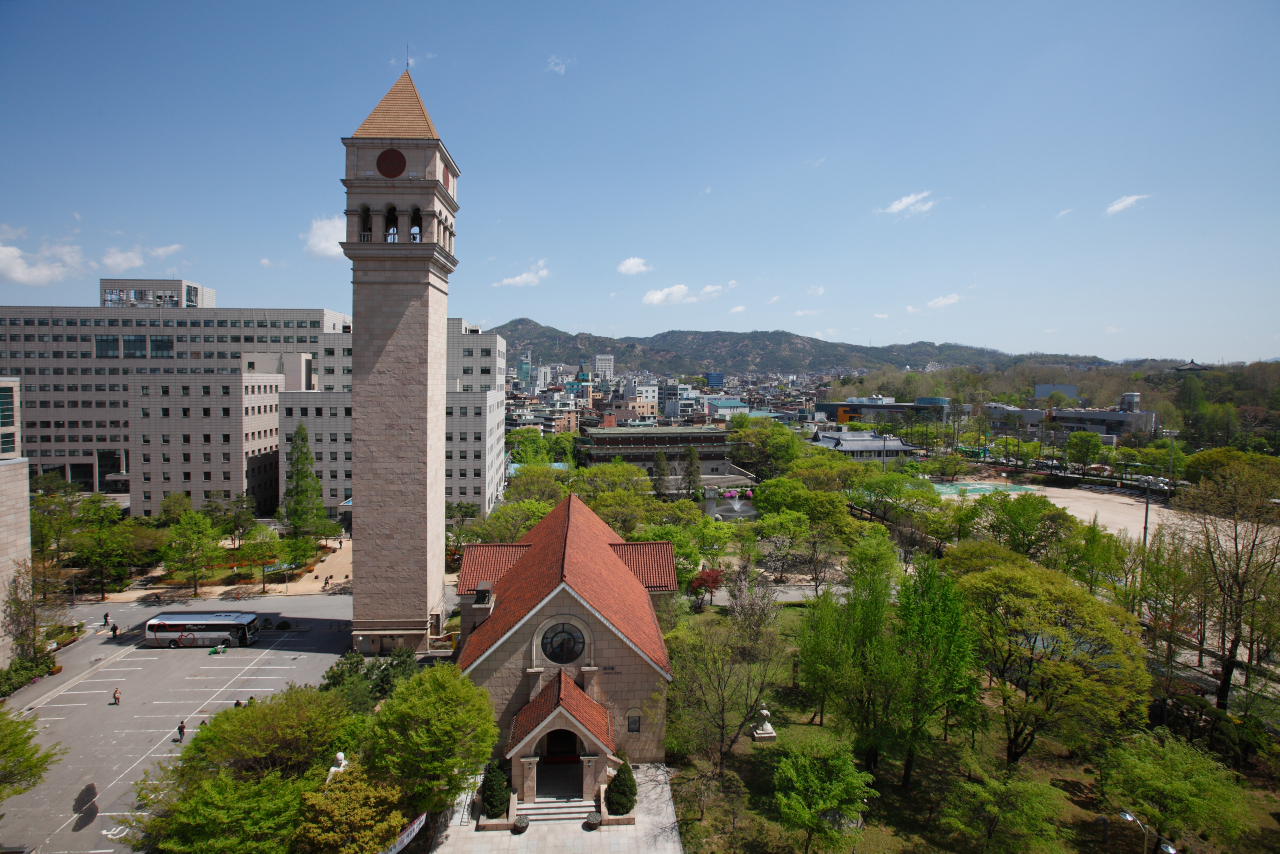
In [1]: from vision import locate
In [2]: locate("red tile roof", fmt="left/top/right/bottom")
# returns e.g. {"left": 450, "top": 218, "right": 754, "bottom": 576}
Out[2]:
{"left": 609, "top": 542, "right": 678, "bottom": 591}
{"left": 457, "top": 544, "right": 529, "bottom": 596}
{"left": 458, "top": 541, "right": 677, "bottom": 594}
{"left": 459, "top": 495, "right": 671, "bottom": 676}
{"left": 353, "top": 71, "right": 439, "bottom": 139}
{"left": 505, "top": 670, "right": 615, "bottom": 756}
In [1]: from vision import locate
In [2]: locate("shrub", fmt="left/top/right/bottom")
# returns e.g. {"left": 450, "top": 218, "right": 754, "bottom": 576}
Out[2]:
{"left": 480, "top": 759, "right": 510, "bottom": 819}
{"left": 605, "top": 754, "right": 637, "bottom": 815}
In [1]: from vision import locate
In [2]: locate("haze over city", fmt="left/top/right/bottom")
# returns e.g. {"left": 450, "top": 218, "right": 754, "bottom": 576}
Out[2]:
{"left": 1, "top": 1, "right": 1277, "bottom": 362}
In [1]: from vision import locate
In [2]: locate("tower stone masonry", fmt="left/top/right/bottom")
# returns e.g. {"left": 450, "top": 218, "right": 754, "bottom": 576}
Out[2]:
{"left": 342, "top": 71, "right": 458, "bottom": 652}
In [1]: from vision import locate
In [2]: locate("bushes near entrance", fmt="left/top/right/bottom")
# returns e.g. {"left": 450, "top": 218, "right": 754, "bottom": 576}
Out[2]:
{"left": 605, "top": 753, "right": 637, "bottom": 815}
{"left": 481, "top": 758, "right": 511, "bottom": 819}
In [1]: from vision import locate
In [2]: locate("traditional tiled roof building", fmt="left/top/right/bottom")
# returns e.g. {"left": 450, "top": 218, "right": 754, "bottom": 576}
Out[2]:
{"left": 457, "top": 495, "right": 676, "bottom": 802}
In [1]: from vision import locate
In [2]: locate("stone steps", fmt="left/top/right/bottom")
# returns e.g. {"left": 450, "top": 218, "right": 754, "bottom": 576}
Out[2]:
{"left": 519, "top": 797, "right": 595, "bottom": 822}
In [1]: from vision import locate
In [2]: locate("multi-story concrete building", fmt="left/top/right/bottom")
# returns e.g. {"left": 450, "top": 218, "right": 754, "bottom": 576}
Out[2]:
{"left": 445, "top": 318, "right": 506, "bottom": 515}
{"left": 577, "top": 426, "right": 734, "bottom": 477}
{"left": 0, "top": 378, "right": 28, "bottom": 667}
{"left": 0, "top": 294, "right": 350, "bottom": 516}
{"left": 100, "top": 279, "right": 215, "bottom": 309}
{"left": 592, "top": 354, "right": 614, "bottom": 381}
{"left": 343, "top": 70, "right": 458, "bottom": 651}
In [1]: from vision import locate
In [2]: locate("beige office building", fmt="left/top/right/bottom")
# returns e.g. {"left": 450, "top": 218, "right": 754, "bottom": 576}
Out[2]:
{"left": 344, "top": 71, "right": 458, "bottom": 652}
{"left": 0, "top": 379, "right": 29, "bottom": 668}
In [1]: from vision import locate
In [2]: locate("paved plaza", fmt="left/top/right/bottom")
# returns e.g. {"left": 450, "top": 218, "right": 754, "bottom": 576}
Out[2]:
{"left": 431, "top": 764, "right": 684, "bottom": 854}
{"left": 0, "top": 593, "right": 352, "bottom": 853}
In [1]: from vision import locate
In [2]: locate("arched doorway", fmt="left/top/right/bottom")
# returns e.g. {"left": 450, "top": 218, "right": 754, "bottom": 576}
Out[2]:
{"left": 537, "top": 729, "right": 582, "bottom": 800}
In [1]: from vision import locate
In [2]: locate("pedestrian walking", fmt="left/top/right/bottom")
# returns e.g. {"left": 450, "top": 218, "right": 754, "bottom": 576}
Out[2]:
{"left": 112, "top": 688, "right": 121, "bottom": 706}
{"left": 103, "top": 612, "right": 110, "bottom": 627}
{"left": 177, "top": 721, "right": 186, "bottom": 743}
{"left": 234, "top": 699, "right": 242, "bottom": 708}
{"left": 111, "top": 623, "right": 118, "bottom": 640}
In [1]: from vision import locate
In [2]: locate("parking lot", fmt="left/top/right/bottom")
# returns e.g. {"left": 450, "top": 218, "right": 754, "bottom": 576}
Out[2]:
{"left": 0, "top": 593, "right": 352, "bottom": 853}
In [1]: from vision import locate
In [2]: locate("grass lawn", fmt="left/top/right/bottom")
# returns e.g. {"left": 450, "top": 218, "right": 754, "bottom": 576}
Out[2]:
{"left": 669, "top": 604, "right": 1280, "bottom": 854}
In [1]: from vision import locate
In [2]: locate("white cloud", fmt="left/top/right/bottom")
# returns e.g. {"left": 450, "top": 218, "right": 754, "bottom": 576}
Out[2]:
{"left": 730, "top": 305, "right": 745, "bottom": 314}
{"left": 493, "top": 259, "right": 550, "bottom": 287}
{"left": 302, "top": 215, "right": 346, "bottom": 259}
{"left": 0, "top": 238, "right": 87, "bottom": 287}
{"left": 700, "top": 187, "right": 711, "bottom": 195}
{"left": 546, "top": 55, "right": 575, "bottom": 74}
{"left": 72, "top": 212, "right": 81, "bottom": 221}
{"left": 0, "top": 225, "right": 27, "bottom": 241}
{"left": 610, "top": 292, "right": 617, "bottom": 298}
{"left": 926, "top": 293, "right": 960, "bottom": 309}
{"left": 1057, "top": 209, "right": 1073, "bottom": 217}
{"left": 877, "top": 191, "right": 934, "bottom": 215}
{"left": 810, "top": 157, "right": 826, "bottom": 167}
{"left": 874, "top": 313, "right": 888, "bottom": 319}
{"left": 906, "top": 305, "right": 919, "bottom": 314}
{"left": 641, "top": 283, "right": 723, "bottom": 305}
{"left": 102, "top": 246, "right": 145, "bottom": 274}
{"left": 806, "top": 286, "right": 825, "bottom": 296}
{"left": 149, "top": 244, "right": 183, "bottom": 259}
{"left": 616, "top": 257, "right": 652, "bottom": 275}
{"left": 260, "top": 258, "right": 272, "bottom": 267}
{"left": 1106, "top": 195, "right": 1149, "bottom": 215}
{"left": 1043, "top": 328, "right": 1058, "bottom": 333}
{"left": 1105, "top": 326, "right": 1122, "bottom": 333}
{"left": 642, "top": 285, "right": 690, "bottom": 306}
{"left": 726, "top": 280, "right": 737, "bottom": 288}
{"left": 811, "top": 328, "right": 839, "bottom": 339}
{"left": 795, "top": 309, "right": 821, "bottom": 316}
{"left": 767, "top": 296, "right": 781, "bottom": 304}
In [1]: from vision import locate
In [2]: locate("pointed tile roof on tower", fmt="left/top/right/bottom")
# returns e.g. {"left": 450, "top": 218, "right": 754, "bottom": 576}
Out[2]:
{"left": 353, "top": 71, "right": 439, "bottom": 139}
{"left": 458, "top": 495, "right": 672, "bottom": 675}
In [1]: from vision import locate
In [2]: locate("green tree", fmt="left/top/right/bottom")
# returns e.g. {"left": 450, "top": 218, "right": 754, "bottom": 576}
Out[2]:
{"left": 940, "top": 774, "right": 1065, "bottom": 854}
{"left": 959, "top": 564, "right": 1151, "bottom": 764}
{"left": 605, "top": 752, "right": 637, "bottom": 815}
{"left": 368, "top": 664, "right": 498, "bottom": 813}
{"left": 505, "top": 427, "right": 549, "bottom": 464}
{"left": 650, "top": 450, "right": 670, "bottom": 500}
{"left": 159, "top": 492, "right": 192, "bottom": 526}
{"left": 2, "top": 560, "right": 69, "bottom": 663}
{"left": 503, "top": 464, "right": 568, "bottom": 504}
{"left": 896, "top": 557, "right": 977, "bottom": 787}
{"left": 238, "top": 524, "right": 281, "bottom": 594}
{"left": 29, "top": 476, "right": 77, "bottom": 589}
{"left": 74, "top": 493, "right": 128, "bottom": 600}
{"left": 463, "top": 500, "right": 554, "bottom": 544}
{"left": 774, "top": 743, "right": 876, "bottom": 854}
{"left": 0, "top": 707, "right": 65, "bottom": 806}
{"left": 280, "top": 423, "right": 340, "bottom": 544}
{"left": 729, "top": 416, "right": 803, "bottom": 480}
{"left": 682, "top": 445, "right": 702, "bottom": 499}
{"left": 1064, "top": 430, "right": 1103, "bottom": 472}
{"left": 294, "top": 764, "right": 406, "bottom": 854}
{"left": 1174, "top": 463, "right": 1280, "bottom": 709}
{"left": 974, "top": 491, "right": 1077, "bottom": 562}
{"left": 480, "top": 758, "right": 511, "bottom": 819}
{"left": 202, "top": 493, "right": 257, "bottom": 547}
{"left": 568, "top": 460, "right": 648, "bottom": 502}
{"left": 128, "top": 769, "right": 315, "bottom": 854}
{"left": 1097, "top": 728, "right": 1249, "bottom": 844}
{"left": 796, "top": 590, "right": 845, "bottom": 726}
{"left": 545, "top": 431, "right": 577, "bottom": 464}
{"left": 162, "top": 511, "right": 223, "bottom": 596}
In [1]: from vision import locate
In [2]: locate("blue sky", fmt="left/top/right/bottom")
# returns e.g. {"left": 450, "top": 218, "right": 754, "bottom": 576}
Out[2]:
{"left": 1, "top": 2, "right": 1276, "bottom": 363}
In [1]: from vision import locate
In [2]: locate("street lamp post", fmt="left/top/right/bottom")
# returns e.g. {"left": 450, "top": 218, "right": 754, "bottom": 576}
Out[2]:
{"left": 1119, "top": 809, "right": 1178, "bottom": 854}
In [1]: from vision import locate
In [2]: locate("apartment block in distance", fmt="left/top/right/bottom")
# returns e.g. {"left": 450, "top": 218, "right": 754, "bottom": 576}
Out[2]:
{"left": 446, "top": 318, "right": 506, "bottom": 515}
{"left": 1, "top": 282, "right": 350, "bottom": 517}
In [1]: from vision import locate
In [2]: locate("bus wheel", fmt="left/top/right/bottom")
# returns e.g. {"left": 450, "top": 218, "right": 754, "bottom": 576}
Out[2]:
{"left": 168, "top": 640, "right": 180, "bottom": 649}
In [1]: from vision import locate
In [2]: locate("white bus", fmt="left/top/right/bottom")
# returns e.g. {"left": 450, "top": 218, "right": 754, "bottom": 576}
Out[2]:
{"left": 144, "top": 612, "right": 261, "bottom": 649}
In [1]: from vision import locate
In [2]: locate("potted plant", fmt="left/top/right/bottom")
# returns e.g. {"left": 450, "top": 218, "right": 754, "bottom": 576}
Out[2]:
{"left": 585, "top": 811, "right": 602, "bottom": 830}
{"left": 513, "top": 815, "right": 529, "bottom": 834}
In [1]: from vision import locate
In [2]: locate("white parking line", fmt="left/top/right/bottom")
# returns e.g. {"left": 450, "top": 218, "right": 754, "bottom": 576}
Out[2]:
{"left": 101, "top": 668, "right": 143, "bottom": 671}
{"left": 42, "top": 703, "right": 88, "bottom": 707}
{"left": 59, "top": 691, "right": 108, "bottom": 694}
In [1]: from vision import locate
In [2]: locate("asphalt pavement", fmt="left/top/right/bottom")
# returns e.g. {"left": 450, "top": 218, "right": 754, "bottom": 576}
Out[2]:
{"left": 0, "top": 593, "right": 353, "bottom": 853}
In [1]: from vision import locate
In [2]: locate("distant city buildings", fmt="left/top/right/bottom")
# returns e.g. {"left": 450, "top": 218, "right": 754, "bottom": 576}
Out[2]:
{"left": 592, "top": 353, "right": 614, "bottom": 380}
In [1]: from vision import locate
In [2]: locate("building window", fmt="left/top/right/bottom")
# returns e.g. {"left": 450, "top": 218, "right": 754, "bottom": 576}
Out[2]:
{"left": 628, "top": 715, "right": 641, "bottom": 733}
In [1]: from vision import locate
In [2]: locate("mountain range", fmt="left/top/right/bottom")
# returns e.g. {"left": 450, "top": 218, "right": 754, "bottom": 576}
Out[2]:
{"left": 486, "top": 318, "right": 1113, "bottom": 376}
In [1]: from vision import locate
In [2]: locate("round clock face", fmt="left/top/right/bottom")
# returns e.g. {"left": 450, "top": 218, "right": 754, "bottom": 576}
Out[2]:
{"left": 541, "top": 623, "right": 584, "bottom": 664}
{"left": 376, "top": 149, "right": 406, "bottom": 178}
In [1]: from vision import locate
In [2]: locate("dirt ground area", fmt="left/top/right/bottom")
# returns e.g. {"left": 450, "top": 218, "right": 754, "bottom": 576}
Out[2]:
{"left": 1035, "top": 485, "right": 1174, "bottom": 537}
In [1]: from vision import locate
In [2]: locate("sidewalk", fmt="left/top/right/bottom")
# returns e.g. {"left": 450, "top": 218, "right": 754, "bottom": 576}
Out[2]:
{"left": 102, "top": 538, "right": 353, "bottom": 603}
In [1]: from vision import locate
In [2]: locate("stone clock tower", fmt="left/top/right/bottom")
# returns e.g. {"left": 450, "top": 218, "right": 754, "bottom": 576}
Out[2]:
{"left": 342, "top": 71, "right": 458, "bottom": 653}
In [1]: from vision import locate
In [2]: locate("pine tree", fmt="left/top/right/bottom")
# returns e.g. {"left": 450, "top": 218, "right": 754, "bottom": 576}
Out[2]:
{"left": 605, "top": 753, "right": 637, "bottom": 815}
{"left": 480, "top": 759, "right": 511, "bottom": 818}
{"left": 651, "top": 451, "right": 670, "bottom": 500}
{"left": 280, "top": 424, "right": 339, "bottom": 545}
{"left": 682, "top": 445, "right": 702, "bottom": 500}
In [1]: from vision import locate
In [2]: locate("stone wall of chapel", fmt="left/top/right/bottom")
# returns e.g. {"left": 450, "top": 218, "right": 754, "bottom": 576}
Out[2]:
{"left": 466, "top": 587, "right": 669, "bottom": 763}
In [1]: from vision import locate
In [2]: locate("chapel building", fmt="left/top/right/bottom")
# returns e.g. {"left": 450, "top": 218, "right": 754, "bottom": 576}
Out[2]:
{"left": 457, "top": 495, "right": 676, "bottom": 802}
